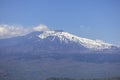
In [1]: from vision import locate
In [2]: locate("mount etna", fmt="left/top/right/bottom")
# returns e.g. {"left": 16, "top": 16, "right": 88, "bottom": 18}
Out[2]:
{"left": 0, "top": 30, "right": 120, "bottom": 62}
{"left": 0, "top": 30, "right": 120, "bottom": 80}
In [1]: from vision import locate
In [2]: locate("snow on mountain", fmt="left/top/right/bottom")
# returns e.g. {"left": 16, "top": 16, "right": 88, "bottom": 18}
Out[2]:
{"left": 38, "top": 30, "right": 113, "bottom": 50}
{"left": 0, "top": 29, "right": 119, "bottom": 55}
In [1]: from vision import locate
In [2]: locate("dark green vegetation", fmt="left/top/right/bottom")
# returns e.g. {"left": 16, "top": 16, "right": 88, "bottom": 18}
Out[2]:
{"left": 46, "top": 77, "right": 120, "bottom": 80}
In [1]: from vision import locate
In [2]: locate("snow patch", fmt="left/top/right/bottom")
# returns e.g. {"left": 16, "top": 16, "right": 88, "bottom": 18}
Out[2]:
{"left": 38, "top": 30, "right": 113, "bottom": 50}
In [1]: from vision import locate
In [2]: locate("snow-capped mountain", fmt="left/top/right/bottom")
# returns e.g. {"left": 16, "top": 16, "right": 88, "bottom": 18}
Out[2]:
{"left": 38, "top": 30, "right": 113, "bottom": 50}
{"left": 0, "top": 30, "right": 120, "bottom": 63}
{"left": 0, "top": 30, "right": 119, "bottom": 54}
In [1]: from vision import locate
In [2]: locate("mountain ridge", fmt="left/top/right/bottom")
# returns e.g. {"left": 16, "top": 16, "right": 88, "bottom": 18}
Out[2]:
{"left": 0, "top": 30, "right": 119, "bottom": 54}
{"left": 0, "top": 30, "right": 120, "bottom": 63}
{"left": 37, "top": 30, "right": 113, "bottom": 50}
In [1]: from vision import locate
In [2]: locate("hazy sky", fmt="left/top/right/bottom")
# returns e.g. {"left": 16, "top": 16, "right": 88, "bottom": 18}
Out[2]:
{"left": 0, "top": 0, "right": 120, "bottom": 44}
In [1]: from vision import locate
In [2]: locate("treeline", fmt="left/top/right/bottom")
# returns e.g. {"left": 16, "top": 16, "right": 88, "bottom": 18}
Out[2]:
{"left": 46, "top": 77, "right": 120, "bottom": 80}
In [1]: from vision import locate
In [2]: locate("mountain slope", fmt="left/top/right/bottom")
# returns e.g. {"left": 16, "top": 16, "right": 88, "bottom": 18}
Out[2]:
{"left": 0, "top": 30, "right": 120, "bottom": 63}
{"left": 38, "top": 30, "right": 113, "bottom": 50}
{"left": 0, "top": 30, "right": 119, "bottom": 54}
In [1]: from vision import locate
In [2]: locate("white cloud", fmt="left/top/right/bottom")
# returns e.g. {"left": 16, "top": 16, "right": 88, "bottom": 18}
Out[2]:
{"left": 0, "top": 24, "right": 49, "bottom": 39}
{"left": 33, "top": 24, "right": 49, "bottom": 31}
{"left": 0, "top": 25, "right": 29, "bottom": 39}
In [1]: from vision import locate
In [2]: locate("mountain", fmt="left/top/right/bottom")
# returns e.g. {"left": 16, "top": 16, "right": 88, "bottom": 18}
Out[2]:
{"left": 0, "top": 30, "right": 120, "bottom": 63}
{"left": 0, "top": 30, "right": 120, "bottom": 80}
{"left": 0, "top": 30, "right": 119, "bottom": 53}
{"left": 37, "top": 30, "right": 113, "bottom": 50}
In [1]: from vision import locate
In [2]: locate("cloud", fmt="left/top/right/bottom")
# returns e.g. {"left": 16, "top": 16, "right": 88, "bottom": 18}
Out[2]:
{"left": 0, "top": 24, "right": 49, "bottom": 39}
{"left": 33, "top": 24, "right": 49, "bottom": 31}
{"left": 0, "top": 25, "right": 30, "bottom": 39}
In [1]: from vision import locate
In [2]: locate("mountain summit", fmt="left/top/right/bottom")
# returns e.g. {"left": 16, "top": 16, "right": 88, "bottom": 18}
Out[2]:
{"left": 0, "top": 30, "right": 119, "bottom": 54}
{"left": 37, "top": 30, "right": 113, "bottom": 50}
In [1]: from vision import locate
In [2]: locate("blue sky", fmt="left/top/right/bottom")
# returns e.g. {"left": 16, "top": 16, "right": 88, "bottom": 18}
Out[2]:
{"left": 0, "top": 0, "right": 120, "bottom": 44}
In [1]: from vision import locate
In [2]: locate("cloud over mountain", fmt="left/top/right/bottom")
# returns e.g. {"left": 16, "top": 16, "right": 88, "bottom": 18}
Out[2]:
{"left": 0, "top": 25, "right": 29, "bottom": 38}
{"left": 33, "top": 24, "right": 49, "bottom": 31}
{"left": 0, "top": 24, "right": 49, "bottom": 39}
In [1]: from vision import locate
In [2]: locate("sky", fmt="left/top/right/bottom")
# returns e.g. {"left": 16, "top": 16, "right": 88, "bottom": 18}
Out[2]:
{"left": 0, "top": 0, "right": 120, "bottom": 44}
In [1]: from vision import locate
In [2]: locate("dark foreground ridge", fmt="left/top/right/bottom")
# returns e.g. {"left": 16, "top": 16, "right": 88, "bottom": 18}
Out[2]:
{"left": 46, "top": 77, "right": 120, "bottom": 80}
